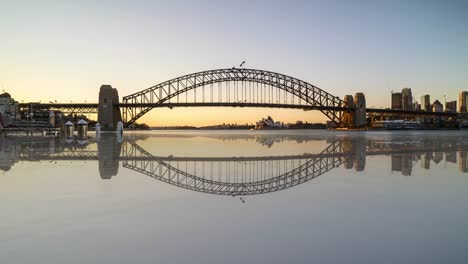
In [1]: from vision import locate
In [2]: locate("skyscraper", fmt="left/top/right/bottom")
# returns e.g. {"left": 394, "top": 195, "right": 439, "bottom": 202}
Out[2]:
{"left": 402, "top": 88, "right": 413, "bottom": 111}
{"left": 421, "top": 95, "right": 431, "bottom": 111}
{"left": 445, "top": 101, "right": 457, "bottom": 112}
{"left": 432, "top": 100, "right": 443, "bottom": 112}
{"left": 459, "top": 91, "right": 468, "bottom": 112}
{"left": 391, "top": 92, "right": 402, "bottom": 110}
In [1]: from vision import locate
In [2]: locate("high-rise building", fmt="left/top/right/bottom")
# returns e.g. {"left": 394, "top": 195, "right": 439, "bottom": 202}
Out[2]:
{"left": 391, "top": 92, "right": 403, "bottom": 110}
{"left": 432, "top": 100, "right": 443, "bottom": 112}
{"left": 459, "top": 91, "right": 468, "bottom": 112}
{"left": 402, "top": 88, "right": 413, "bottom": 111}
{"left": 445, "top": 100, "right": 457, "bottom": 112}
{"left": 421, "top": 95, "right": 431, "bottom": 111}
{"left": 0, "top": 92, "right": 20, "bottom": 127}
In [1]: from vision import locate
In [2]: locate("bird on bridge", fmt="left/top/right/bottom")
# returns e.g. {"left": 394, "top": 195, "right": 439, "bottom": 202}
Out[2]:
{"left": 239, "top": 61, "right": 245, "bottom": 67}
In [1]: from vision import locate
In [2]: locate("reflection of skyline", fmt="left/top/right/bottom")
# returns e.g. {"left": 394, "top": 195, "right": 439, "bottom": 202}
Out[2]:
{"left": 391, "top": 151, "right": 467, "bottom": 176}
{"left": 1, "top": 133, "right": 468, "bottom": 196}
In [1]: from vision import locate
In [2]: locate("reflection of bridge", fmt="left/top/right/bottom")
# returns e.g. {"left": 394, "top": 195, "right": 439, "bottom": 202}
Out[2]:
{"left": 18, "top": 68, "right": 458, "bottom": 129}
{"left": 2, "top": 134, "right": 468, "bottom": 196}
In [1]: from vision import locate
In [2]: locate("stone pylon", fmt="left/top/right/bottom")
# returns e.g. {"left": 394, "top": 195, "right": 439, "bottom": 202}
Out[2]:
{"left": 98, "top": 85, "right": 122, "bottom": 131}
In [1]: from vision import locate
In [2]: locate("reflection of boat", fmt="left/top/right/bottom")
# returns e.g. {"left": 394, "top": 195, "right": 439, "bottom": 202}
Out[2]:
{"left": 372, "top": 120, "right": 423, "bottom": 130}
{"left": 254, "top": 116, "right": 287, "bottom": 130}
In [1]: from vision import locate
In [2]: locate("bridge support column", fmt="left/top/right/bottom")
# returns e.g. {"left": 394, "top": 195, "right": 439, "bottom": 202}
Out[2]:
{"left": 354, "top": 93, "right": 366, "bottom": 128}
{"left": 343, "top": 95, "right": 355, "bottom": 128}
{"left": 98, "top": 85, "right": 122, "bottom": 131}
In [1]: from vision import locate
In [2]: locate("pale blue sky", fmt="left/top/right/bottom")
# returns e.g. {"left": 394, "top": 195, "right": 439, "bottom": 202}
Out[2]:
{"left": 1, "top": 0, "right": 467, "bottom": 125}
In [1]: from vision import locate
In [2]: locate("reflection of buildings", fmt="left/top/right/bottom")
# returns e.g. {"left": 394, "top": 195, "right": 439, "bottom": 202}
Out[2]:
{"left": 421, "top": 153, "right": 431, "bottom": 169}
{"left": 391, "top": 153, "right": 413, "bottom": 176}
{"left": 432, "top": 152, "right": 444, "bottom": 164}
{"left": 445, "top": 152, "right": 457, "bottom": 164}
{"left": 390, "top": 150, "right": 468, "bottom": 175}
{"left": 459, "top": 152, "right": 468, "bottom": 173}
{"left": 340, "top": 136, "right": 366, "bottom": 171}
{"left": 2, "top": 134, "right": 468, "bottom": 197}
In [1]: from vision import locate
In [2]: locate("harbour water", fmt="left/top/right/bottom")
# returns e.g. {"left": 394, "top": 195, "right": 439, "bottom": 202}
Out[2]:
{"left": 1, "top": 130, "right": 467, "bottom": 264}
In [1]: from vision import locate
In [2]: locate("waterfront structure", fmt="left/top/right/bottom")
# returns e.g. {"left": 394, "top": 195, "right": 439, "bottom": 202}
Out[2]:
{"left": 342, "top": 95, "right": 355, "bottom": 127}
{"left": 392, "top": 92, "right": 403, "bottom": 110}
{"left": 459, "top": 91, "right": 468, "bottom": 112}
{"left": 0, "top": 93, "right": 19, "bottom": 127}
{"left": 402, "top": 88, "right": 413, "bottom": 111}
{"left": 446, "top": 100, "right": 457, "bottom": 112}
{"left": 421, "top": 95, "right": 431, "bottom": 111}
{"left": 97, "top": 85, "right": 122, "bottom": 131}
{"left": 372, "top": 120, "right": 423, "bottom": 130}
{"left": 432, "top": 100, "right": 443, "bottom": 112}
{"left": 255, "top": 116, "right": 285, "bottom": 129}
{"left": 354, "top": 93, "right": 367, "bottom": 127}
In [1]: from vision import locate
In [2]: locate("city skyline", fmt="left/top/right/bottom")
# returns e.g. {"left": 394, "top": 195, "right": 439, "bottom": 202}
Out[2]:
{"left": 1, "top": 0, "right": 468, "bottom": 126}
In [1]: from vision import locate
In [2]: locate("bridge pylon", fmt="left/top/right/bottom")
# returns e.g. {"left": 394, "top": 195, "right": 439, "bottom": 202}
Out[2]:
{"left": 98, "top": 85, "right": 122, "bottom": 130}
{"left": 342, "top": 93, "right": 366, "bottom": 128}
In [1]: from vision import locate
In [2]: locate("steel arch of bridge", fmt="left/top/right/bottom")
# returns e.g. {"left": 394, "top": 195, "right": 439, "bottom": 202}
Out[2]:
{"left": 122, "top": 68, "right": 347, "bottom": 126}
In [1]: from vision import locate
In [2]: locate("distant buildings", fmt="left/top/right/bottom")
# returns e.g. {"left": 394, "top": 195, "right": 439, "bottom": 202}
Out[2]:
{"left": 459, "top": 91, "right": 468, "bottom": 112}
{"left": 421, "top": 95, "right": 431, "bottom": 111}
{"left": 255, "top": 116, "right": 285, "bottom": 130}
{"left": 432, "top": 100, "right": 443, "bottom": 112}
{"left": 0, "top": 93, "right": 19, "bottom": 127}
{"left": 391, "top": 88, "right": 413, "bottom": 110}
{"left": 391, "top": 92, "right": 403, "bottom": 110}
{"left": 392, "top": 89, "right": 468, "bottom": 113}
{"left": 401, "top": 88, "right": 413, "bottom": 111}
{"left": 445, "top": 100, "right": 457, "bottom": 112}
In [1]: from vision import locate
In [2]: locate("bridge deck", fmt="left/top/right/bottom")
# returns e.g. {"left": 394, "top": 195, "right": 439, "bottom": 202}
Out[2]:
{"left": 19, "top": 102, "right": 457, "bottom": 118}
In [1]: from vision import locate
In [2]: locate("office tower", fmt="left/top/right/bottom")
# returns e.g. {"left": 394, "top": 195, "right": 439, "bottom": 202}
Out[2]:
{"left": 421, "top": 95, "right": 431, "bottom": 111}
{"left": 402, "top": 88, "right": 413, "bottom": 111}
{"left": 459, "top": 91, "right": 468, "bottom": 112}
{"left": 432, "top": 100, "right": 443, "bottom": 112}
{"left": 445, "top": 100, "right": 457, "bottom": 112}
{"left": 392, "top": 92, "right": 403, "bottom": 110}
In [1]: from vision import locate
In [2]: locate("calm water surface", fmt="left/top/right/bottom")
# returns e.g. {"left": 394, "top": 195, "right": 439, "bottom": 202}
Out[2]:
{"left": 1, "top": 130, "right": 467, "bottom": 264}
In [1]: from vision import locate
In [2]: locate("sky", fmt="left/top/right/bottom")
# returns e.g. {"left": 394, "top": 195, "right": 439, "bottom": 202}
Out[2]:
{"left": 1, "top": 0, "right": 468, "bottom": 126}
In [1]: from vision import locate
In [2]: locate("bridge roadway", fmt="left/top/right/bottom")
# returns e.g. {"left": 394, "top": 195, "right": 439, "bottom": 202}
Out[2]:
{"left": 18, "top": 102, "right": 458, "bottom": 118}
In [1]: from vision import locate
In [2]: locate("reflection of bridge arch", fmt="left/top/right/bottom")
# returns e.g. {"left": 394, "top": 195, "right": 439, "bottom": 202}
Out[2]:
{"left": 4, "top": 134, "right": 468, "bottom": 195}
{"left": 122, "top": 140, "right": 346, "bottom": 196}
{"left": 122, "top": 68, "right": 347, "bottom": 126}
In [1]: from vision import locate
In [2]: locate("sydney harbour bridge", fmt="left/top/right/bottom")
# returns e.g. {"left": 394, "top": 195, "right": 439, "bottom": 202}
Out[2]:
{"left": 1, "top": 134, "right": 467, "bottom": 196}
{"left": 18, "top": 68, "right": 457, "bottom": 129}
